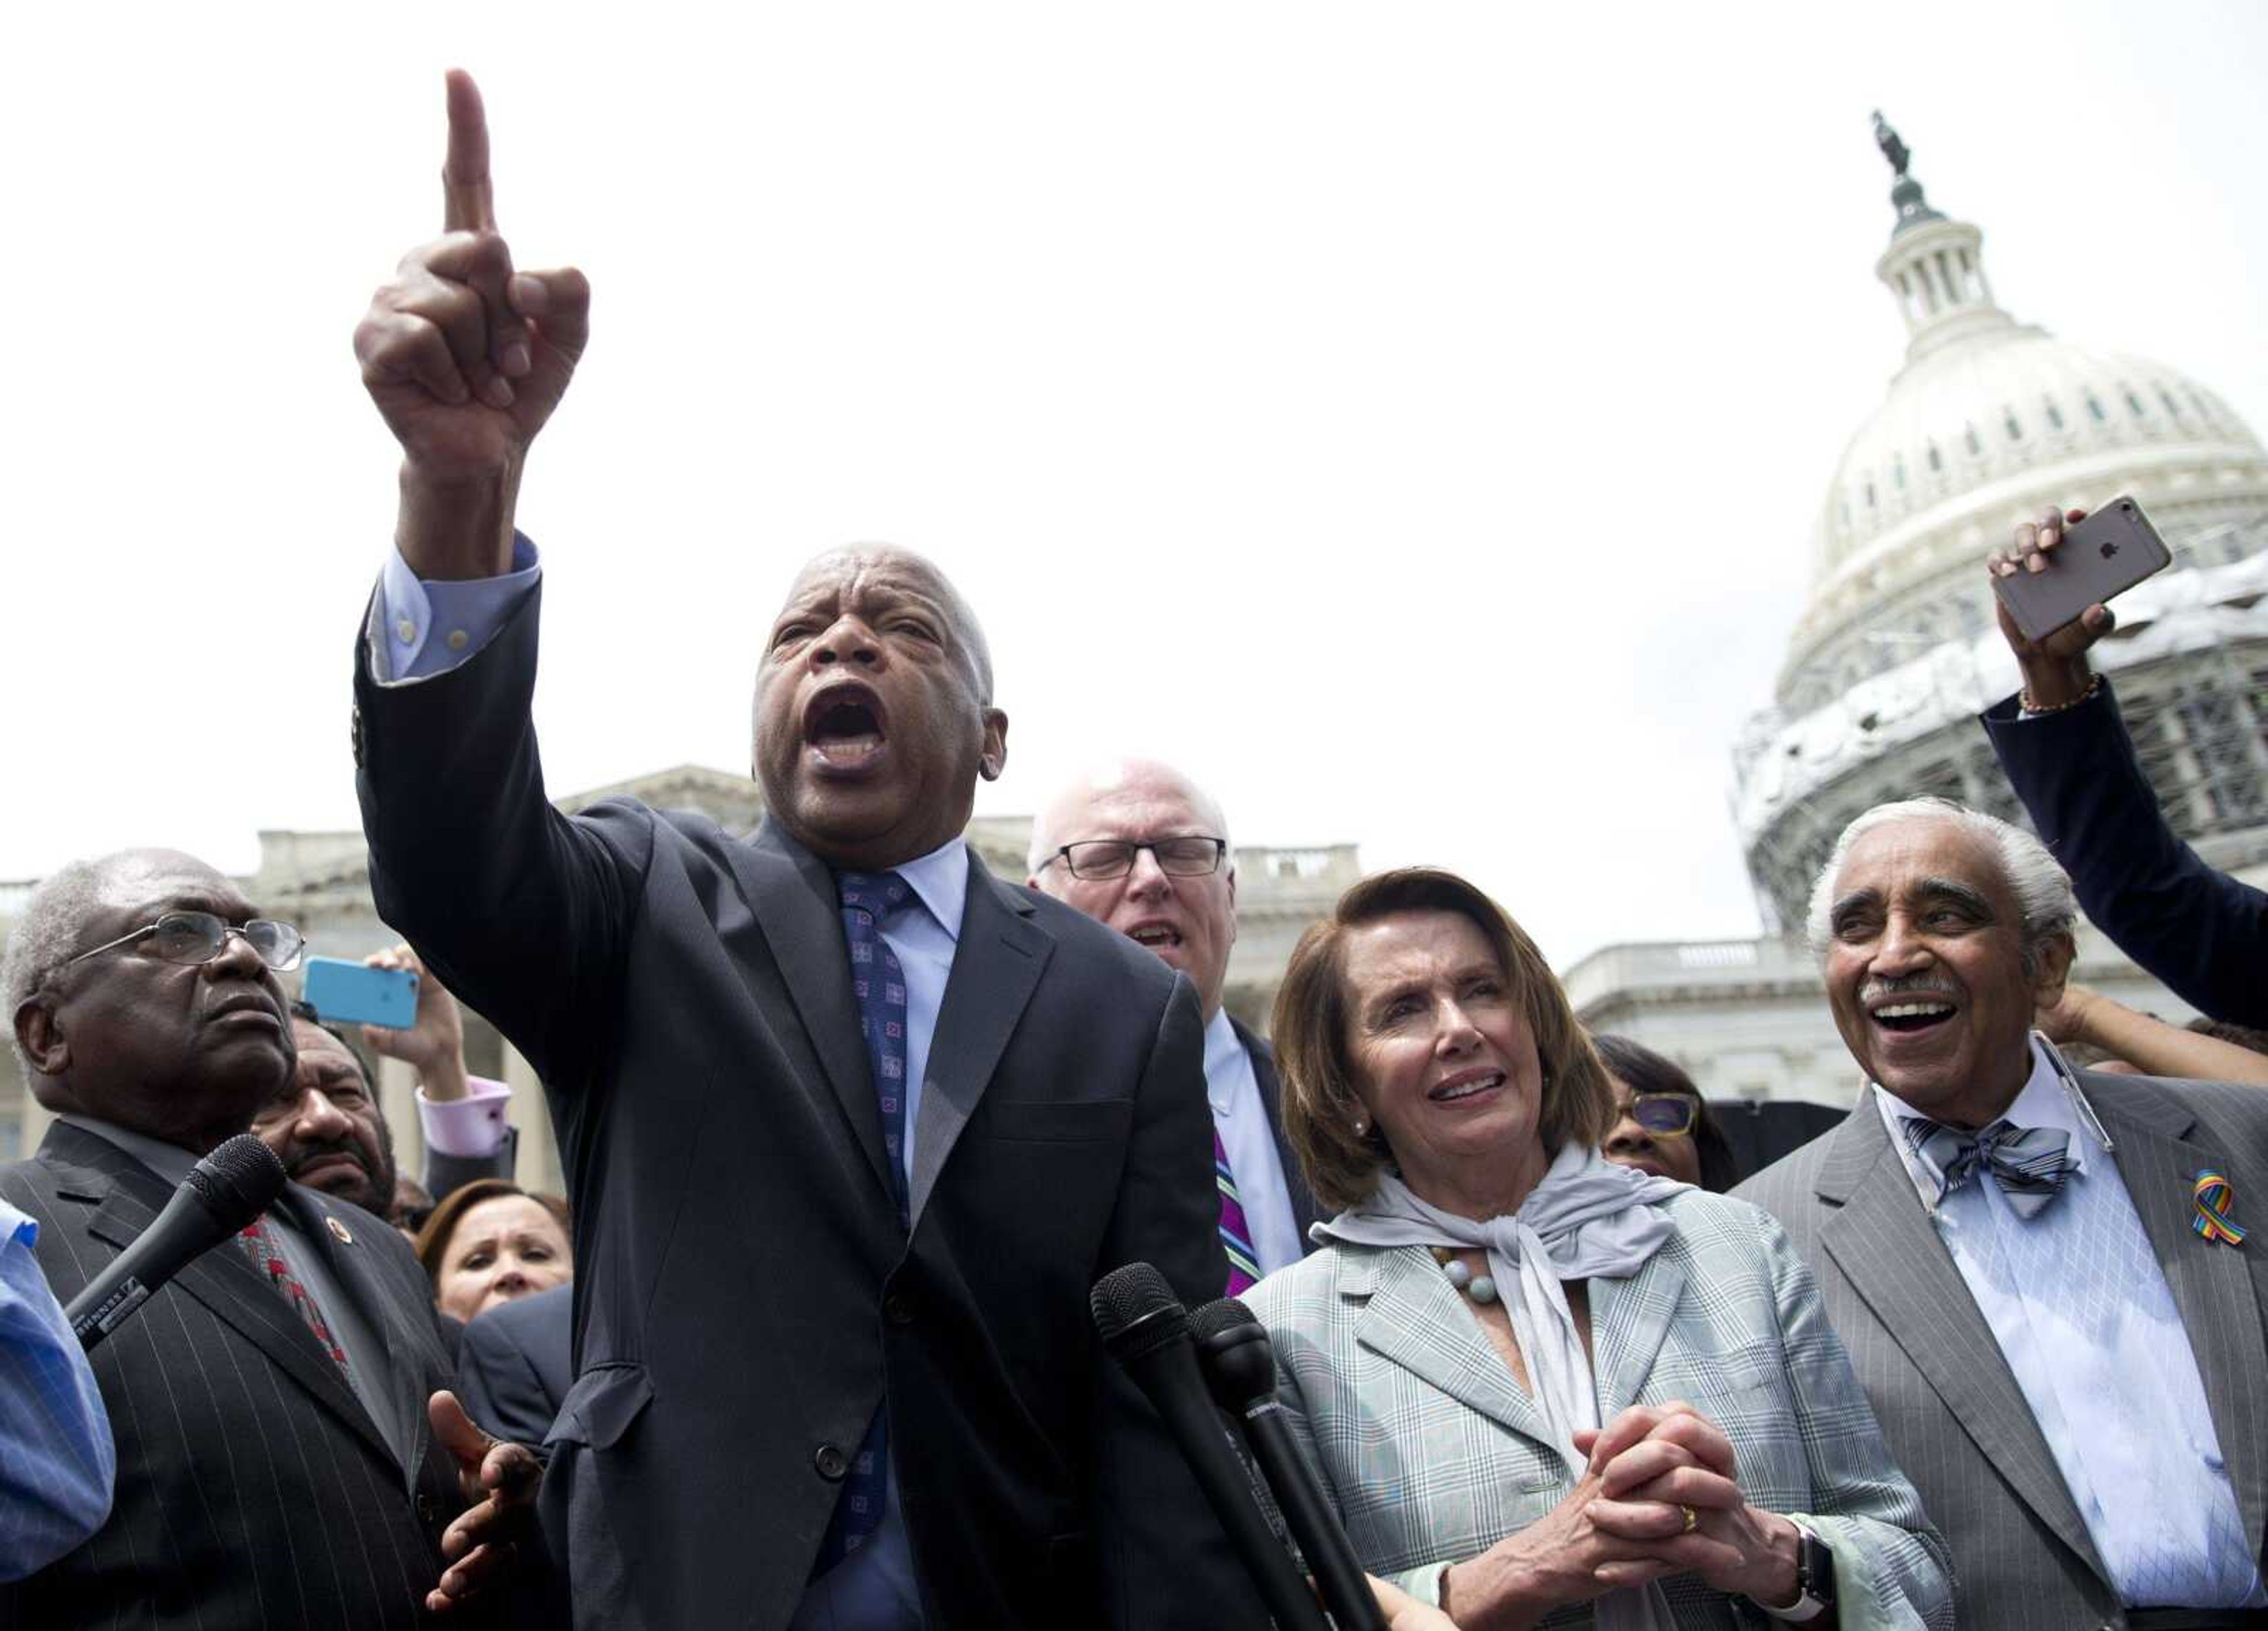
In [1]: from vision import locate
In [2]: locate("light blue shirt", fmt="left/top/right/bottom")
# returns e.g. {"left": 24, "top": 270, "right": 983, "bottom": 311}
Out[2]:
{"left": 0, "top": 1196, "right": 116, "bottom": 1582}
{"left": 374, "top": 543, "right": 956, "bottom": 1629}
{"left": 1202, "top": 1009, "right": 1303, "bottom": 1277}
{"left": 1876, "top": 1040, "right": 2266, "bottom": 1609}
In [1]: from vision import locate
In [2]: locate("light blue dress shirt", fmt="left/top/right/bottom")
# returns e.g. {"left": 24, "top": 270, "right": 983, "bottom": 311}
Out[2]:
{"left": 1875, "top": 1040, "right": 2266, "bottom": 1609}
{"left": 0, "top": 1196, "right": 116, "bottom": 1582}
{"left": 374, "top": 544, "right": 959, "bottom": 1629}
{"left": 1201, "top": 1009, "right": 1302, "bottom": 1277}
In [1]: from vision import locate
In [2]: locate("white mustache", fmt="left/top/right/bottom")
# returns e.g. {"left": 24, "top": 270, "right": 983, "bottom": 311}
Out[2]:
{"left": 1860, "top": 976, "right": 1959, "bottom": 1007}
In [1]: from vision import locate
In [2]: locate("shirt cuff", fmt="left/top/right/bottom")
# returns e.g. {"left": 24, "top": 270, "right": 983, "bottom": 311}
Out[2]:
{"left": 370, "top": 533, "right": 542, "bottom": 684}
{"left": 418, "top": 1075, "right": 513, "bottom": 1158}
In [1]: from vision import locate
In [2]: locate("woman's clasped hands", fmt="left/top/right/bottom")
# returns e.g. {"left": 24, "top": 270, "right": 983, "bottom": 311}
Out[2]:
{"left": 1439, "top": 1402, "right": 1803, "bottom": 1630}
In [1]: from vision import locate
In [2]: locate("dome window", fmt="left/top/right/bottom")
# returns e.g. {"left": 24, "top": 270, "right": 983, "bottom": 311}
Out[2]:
{"left": 1965, "top": 423, "right": 1982, "bottom": 456}
{"left": 1894, "top": 457, "right": 1907, "bottom": 490}
{"left": 2161, "top": 388, "right": 2184, "bottom": 418}
{"left": 2125, "top": 389, "right": 2148, "bottom": 418}
{"left": 1927, "top": 442, "right": 1942, "bottom": 472}
{"left": 1865, "top": 480, "right": 1877, "bottom": 509}
{"left": 2087, "top": 393, "right": 2108, "bottom": 422}
{"left": 2004, "top": 409, "right": 2023, "bottom": 442}
{"left": 2044, "top": 399, "right": 2066, "bottom": 431}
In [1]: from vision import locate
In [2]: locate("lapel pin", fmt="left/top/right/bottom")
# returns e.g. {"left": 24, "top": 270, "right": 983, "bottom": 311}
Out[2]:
{"left": 326, "top": 1215, "right": 355, "bottom": 1246}
{"left": 2192, "top": 1169, "right": 2244, "bottom": 1247}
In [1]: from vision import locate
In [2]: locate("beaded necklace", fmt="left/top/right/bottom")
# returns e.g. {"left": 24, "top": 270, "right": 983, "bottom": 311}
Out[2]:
{"left": 1429, "top": 1245, "right": 1499, "bottom": 1304}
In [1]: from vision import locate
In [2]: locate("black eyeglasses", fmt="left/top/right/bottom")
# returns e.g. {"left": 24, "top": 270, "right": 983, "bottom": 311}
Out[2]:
{"left": 65, "top": 911, "right": 307, "bottom": 974}
{"left": 1626, "top": 1093, "right": 1699, "bottom": 1138}
{"left": 1047, "top": 837, "right": 1227, "bottom": 881}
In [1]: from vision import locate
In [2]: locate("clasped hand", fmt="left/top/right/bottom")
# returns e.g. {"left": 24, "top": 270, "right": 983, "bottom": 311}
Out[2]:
{"left": 1442, "top": 1402, "right": 1798, "bottom": 1629}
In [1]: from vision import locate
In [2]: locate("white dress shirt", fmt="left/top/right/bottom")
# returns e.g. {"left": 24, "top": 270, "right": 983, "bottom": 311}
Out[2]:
{"left": 1202, "top": 1009, "right": 1304, "bottom": 1277}
{"left": 1875, "top": 1040, "right": 2265, "bottom": 1609}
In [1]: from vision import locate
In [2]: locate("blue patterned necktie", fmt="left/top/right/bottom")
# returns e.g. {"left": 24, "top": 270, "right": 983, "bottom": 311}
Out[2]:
{"left": 1901, "top": 1117, "right": 2075, "bottom": 1221}
{"left": 812, "top": 869, "right": 913, "bottom": 1577}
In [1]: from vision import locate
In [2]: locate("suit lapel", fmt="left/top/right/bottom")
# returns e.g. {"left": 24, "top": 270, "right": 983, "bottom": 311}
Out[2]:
{"left": 74, "top": 1149, "right": 399, "bottom": 1472}
{"left": 2093, "top": 1077, "right": 2268, "bottom": 1555}
{"left": 726, "top": 819, "right": 898, "bottom": 1208}
{"left": 908, "top": 860, "right": 1052, "bottom": 1226}
{"left": 1811, "top": 1101, "right": 2108, "bottom": 1581}
{"left": 1350, "top": 1247, "right": 1559, "bottom": 1463}
{"left": 1591, "top": 1249, "right": 1688, "bottom": 1421}
{"left": 281, "top": 1186, "right": 434, "bottom": 1490}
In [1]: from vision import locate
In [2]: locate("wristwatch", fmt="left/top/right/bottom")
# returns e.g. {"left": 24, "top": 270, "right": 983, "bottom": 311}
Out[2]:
{"left": 1756, "top": 1516, "right": 1835, "bottom": 1624}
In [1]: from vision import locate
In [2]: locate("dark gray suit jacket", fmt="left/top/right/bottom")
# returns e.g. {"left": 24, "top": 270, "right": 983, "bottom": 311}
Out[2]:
{"left": 1736, "top": 1069, "right": 2268, "bottom": 1629}
{"left": 353, "top": 587, "right": 1260, "bottom": 1631}
{"left": 456, "top": 1284, "right": 571, "bottom": 1448}
{"left": 0, "top": 1123, "right": 473, "bottom": 1630}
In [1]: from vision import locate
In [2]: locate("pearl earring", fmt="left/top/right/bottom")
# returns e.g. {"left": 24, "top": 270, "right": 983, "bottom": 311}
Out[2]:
{"left": 1352, "top": 1118, "right": 1367, "bottom": 1137}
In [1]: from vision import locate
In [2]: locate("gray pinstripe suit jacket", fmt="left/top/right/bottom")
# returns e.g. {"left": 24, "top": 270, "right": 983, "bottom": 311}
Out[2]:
{"left": 0, "top": 1123, "right": 475, "bottom": 1630}
{"left": 1245, "top": 1188, "right": 1954, "bottom": 1629}
{"left": 1736, "top": 1069, "right": 2268, "bottom": 1630}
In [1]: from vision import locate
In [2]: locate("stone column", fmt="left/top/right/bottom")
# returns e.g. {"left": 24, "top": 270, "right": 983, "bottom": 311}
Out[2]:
{"left": 379, "top": 1056, "right": 423, "bottom": 1195}
{"left": 502, "top": 1045, "right": 563, "bottom": 1198}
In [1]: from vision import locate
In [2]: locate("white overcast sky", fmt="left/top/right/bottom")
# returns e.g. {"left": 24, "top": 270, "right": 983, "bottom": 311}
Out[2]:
{"left": 4, "top": 2, "right": 2264, "bottom": 968}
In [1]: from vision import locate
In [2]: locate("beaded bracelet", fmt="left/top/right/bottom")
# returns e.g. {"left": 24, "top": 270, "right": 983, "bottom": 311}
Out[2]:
{"left": 2018, "top": 671, "right": 2102, "bottom": 716}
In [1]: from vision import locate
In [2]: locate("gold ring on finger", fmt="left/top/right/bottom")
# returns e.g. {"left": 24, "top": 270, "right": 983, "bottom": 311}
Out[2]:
{"left": 1680, "top": 1505, "right": 1699, "bottom": 1534}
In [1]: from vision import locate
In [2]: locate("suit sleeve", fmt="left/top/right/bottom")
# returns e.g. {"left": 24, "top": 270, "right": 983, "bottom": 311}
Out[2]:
{"left": 1760, "top": 1215, "right": 1956, "bottom": 1630}
{"left": 1091, "top": 976, "right": 1268, "bottom": 1630}
{"left": 454, "top": 1306, "right": 564, "bottom": 1449}
{"left": 1983, "top": 679, "right": 2268, "bottom": 1026}
{"left": 354, "top": 583, "right": 652, "bottom": 1088}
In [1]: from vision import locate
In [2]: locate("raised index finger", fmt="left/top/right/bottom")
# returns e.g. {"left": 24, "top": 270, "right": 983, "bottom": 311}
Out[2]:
{"left": 442, "top": 68, "right": 497, "bottom": 233}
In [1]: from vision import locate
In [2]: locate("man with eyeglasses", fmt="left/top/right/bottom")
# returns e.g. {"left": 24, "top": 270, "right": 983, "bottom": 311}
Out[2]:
{"left": 1030, "top": 761, "right": 1318, "bottom": 1290}
{"left": 0, "top": 848, "right": 539, "bottom": 1628}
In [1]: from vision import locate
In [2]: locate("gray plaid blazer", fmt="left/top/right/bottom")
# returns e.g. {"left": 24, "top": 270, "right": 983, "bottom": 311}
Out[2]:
{"left": 1244, "top": 1188, "right": 1953, "bottom": 1629}
{"left": 1737, "top": 1070, "right": 2268, "bottom": 1630}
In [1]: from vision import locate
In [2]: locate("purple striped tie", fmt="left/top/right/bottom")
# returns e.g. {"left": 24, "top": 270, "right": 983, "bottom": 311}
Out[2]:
{"left": 1214, "top": 1127, "right": 1261, "bottom": 1295}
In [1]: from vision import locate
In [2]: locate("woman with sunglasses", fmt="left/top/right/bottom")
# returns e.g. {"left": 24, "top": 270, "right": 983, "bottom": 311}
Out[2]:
{"left": 1593, "top": 1036, "right": 1741, "bottom": 1193}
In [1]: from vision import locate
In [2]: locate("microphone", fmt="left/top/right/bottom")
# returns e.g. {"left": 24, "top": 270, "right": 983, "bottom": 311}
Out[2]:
{"left": 1193, "top": 1297, "right": 1387, "bottom": 1631}
{"left": 66, "top": 1133, "right": 288, "bottom": 1351}
{"left": 1091, "top": 1263, "right": 1328, "bottom": 1631}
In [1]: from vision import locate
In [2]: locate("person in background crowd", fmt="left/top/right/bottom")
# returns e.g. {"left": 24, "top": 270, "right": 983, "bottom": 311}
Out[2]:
{"left": 0, "top": 1194, "right": 114, "bottom": 1583}
{"left": 347, "top": 72, "right": 1256, "bottom": 1629}
{"left": 415, "top": 1179, "right": 572, "bottom": 1326}
{"left": 1738, "top": 797, "right": 2268, "bottom": 1628}
{"left": 1982, "top": 504, "right": 2268, "bottom": 1028}
{"left": 1592, "top": 1034, "right": 1741, "bottom": 1192}
{"left": 1249, "top": 866, "right": 1951, "bottom": 1627}
{"left": 395, "top": 1173, "right": 439, "bottom": 1236}
{"left": 1030, "top": 759, "right": 1318, "bottom": 1288}
{"left": 361, "top": 942, "right": 524, "bottom": 1196}
{"left": 0, "top": 848, "right": 536, "bottom": 1625}
{"left": 2037, "top": 981, "right": 2268, "bottom": 1086}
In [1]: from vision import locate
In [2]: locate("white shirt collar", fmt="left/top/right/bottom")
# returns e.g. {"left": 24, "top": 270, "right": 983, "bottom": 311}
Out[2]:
{"left": 1201, "top": 1006, "right": 1244, "bottom": 1079}
{"left": 1875, "top": 1032, "right": 2097, "bottom": 1205}
{"left": 891, "top": 836, "right": 970, "bottom": 944}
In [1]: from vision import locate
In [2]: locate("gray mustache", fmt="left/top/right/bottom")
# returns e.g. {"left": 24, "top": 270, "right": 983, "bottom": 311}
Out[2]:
{"left": 1859, "top": 973, "right": 1960, "bottom": 1007}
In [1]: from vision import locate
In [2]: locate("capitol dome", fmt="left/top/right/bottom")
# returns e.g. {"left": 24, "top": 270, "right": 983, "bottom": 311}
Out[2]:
{"left": 1734, "top": 119, "right": 2268, "bottom": 931}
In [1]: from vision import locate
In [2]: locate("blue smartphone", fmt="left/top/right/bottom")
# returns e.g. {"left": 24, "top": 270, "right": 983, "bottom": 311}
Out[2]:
{"left": 301, "top": 958, "right": 420, "bottom": 1030}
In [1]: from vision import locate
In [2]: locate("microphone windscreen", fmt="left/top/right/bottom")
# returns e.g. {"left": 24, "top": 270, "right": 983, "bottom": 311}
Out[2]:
{"left": 1090, "top": 1261, "right": 1186, "bottom": 1361}
{"left": 1188, "top": 1296, "right": 1263, "bottom": 1346}
{"left": 186, "top": 1134, "right": 289, "bottom": 1222}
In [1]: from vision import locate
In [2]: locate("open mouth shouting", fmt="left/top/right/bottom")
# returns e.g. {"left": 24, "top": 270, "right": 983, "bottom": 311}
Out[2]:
{"left": 802, "top": 682, "right": 889, "bottom": 775}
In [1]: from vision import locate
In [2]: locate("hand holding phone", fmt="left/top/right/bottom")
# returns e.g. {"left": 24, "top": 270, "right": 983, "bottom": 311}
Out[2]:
{"left": 301, "top": 957, "right": 421, "bottom": 1030}
{"left": 1989, "top": 495, "right": 2170, "bottom": 645}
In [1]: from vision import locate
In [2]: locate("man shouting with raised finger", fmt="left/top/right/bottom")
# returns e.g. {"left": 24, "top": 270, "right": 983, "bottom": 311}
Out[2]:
{"left": 350, "top": 72, "right": 1259, "bottom": 1631}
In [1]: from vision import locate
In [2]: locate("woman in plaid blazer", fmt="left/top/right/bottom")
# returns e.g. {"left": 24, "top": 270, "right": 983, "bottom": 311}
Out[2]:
{"left": 1246, "top": 869, "right": 1951, "bottom": 1630}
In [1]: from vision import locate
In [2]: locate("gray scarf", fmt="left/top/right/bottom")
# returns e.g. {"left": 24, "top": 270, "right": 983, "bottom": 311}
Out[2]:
{"left": 1315, "top": 1143, "right": 1690, "bottom": 1631}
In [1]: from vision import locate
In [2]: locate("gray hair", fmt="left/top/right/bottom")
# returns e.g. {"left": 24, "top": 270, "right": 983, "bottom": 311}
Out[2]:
{"left": 3, "top": 857, "right": 110, "bottom": 1080}
{"left": 1805, "top": 797, "right": 2077, "bottom": 971}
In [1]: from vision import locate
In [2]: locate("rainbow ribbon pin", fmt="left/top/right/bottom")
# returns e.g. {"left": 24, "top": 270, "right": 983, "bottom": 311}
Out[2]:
{"left": 2192, "top": 1169, "right": 2246, "bottom": 1247}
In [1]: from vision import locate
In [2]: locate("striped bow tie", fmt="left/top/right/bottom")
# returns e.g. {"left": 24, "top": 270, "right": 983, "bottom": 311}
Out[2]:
{"left": 1901, "top": 1117, "right": 2074, "bottom": 1221}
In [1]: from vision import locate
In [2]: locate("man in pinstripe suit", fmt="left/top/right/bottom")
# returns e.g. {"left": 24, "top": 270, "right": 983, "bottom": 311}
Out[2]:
{"left": 1739, "top": 798, "right": 2268, "bottom": 1630}
{"left": 0, "top": 849, "right": 538, "bottom": 1629}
